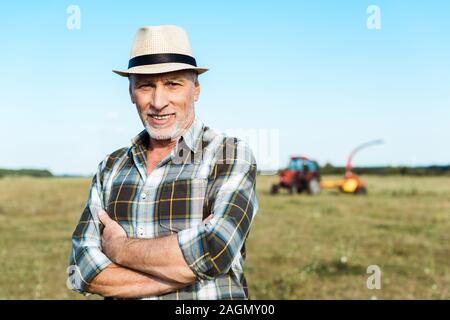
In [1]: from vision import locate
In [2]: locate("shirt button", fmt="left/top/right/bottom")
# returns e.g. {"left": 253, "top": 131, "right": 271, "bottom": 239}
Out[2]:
{"left": 141, "top": 192, "right": 147, "bottom": 199}
{"left": 138, "top": 227, "right": 144, "bottom": 236}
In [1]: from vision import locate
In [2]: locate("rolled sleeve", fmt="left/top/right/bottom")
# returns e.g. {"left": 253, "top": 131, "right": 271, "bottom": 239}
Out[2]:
{"left": 68, "top": 237, "right": 112, "bottom": 294}
{"left": 178, "top": 139, "right": 259, "bottom": 280}
{"left": 68, "top": 160, "right": 112, "bottom": 295}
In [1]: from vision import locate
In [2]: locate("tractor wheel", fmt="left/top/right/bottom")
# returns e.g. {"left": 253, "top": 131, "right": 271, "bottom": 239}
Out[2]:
{"left": 289, "top": 182, "right": 298, "bottom": 195}
{"left": 355, "top": 186, "right": 367, "bottom": 195}
{"left": 270, "top": 184, "right": 279, "bottom": 195}
{"left": 307, "top": 178, "right": 321, "bottom": 195}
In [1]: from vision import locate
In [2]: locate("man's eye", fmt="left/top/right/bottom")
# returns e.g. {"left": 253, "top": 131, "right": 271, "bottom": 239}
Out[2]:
{"left": 167, "top": 82, "right": 181, "bottom": 87}
{"left": 139, "top": 83, "right": 152, "bottom": 88}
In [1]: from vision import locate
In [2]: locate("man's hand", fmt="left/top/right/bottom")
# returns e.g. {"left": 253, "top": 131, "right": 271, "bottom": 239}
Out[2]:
{"left": 98, "top": 210, "right": 128, "bottom": 263}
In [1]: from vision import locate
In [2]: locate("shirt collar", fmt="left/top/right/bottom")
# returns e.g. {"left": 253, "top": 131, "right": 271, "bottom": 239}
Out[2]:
{"left": 177, "top": 115, "right": 204, "bottom": 154}
{"left": 129, "top": 116, "right": 204, "bottom": 180}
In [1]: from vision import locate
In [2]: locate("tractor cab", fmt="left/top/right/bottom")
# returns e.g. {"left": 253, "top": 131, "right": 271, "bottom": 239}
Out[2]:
{"left": 271, "top": 156, "right": 321, "bottom": 195}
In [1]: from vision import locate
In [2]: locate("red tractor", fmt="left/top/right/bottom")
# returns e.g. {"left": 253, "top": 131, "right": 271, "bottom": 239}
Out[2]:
{"left": 270, "top": 156, "right": 321, "bottom": 195}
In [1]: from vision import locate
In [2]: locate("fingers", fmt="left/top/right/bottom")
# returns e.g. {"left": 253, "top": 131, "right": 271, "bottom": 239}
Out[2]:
{"left": 203, "top": 214, "right": 214, "bottom": 224}
{"left": 98, "top": 209, "right": 111, "bottom": 226}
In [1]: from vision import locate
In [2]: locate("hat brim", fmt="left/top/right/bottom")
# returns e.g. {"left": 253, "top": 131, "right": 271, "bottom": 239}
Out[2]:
{"left": 112, "top": 63, "right": 208, "bottom": 77}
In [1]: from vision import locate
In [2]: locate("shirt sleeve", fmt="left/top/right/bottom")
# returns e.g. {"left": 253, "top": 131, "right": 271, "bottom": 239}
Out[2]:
{"left": 177, "top": 138, "right": 259, "bottom": 280}
{"left": 67, "top": 158, "right": 113, "bottom": 295}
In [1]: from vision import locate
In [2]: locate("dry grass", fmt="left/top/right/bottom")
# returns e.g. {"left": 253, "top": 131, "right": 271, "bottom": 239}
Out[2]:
{"left": 247, "top": 175, "right": 450, "bottom": 299}
{"left": 0, "top": 175, "right": 448, "bottom": 299}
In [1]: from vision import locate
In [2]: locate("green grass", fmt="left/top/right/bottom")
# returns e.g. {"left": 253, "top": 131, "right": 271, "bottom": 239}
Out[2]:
{"left": 0, "top": 175, "right": 448, "bottom": 299}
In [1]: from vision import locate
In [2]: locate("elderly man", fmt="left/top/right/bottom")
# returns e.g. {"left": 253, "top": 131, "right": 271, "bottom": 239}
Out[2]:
{"left": 68, "top": 25, "right": 258, "bottom": 300}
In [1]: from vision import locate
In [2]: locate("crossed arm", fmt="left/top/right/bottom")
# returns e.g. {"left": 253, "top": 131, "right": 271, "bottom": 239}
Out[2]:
{"left": 86, "top": 262, "right": 188, "bottom": 299}
{"left": 86, "top": 211, "right": 200, "bottom": 298}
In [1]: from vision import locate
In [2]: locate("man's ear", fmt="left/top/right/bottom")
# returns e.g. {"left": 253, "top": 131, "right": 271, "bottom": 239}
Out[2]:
{"left": 128, "top": 79, "right": 136, "bottom": 104}
{"left": 128, "top": 74, "right": 136, "bottom": 104}
{"left": 193, "top": 78, "right": 200, "bottom": 102}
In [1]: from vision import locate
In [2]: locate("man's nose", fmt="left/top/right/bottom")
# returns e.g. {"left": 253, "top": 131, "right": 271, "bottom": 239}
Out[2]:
{"left": 151, "top": 84, "right": 169, "bottom": 110}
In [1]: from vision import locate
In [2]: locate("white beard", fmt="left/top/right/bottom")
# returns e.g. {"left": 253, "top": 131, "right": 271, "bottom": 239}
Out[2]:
{"left": 142, "top": 105, "right": 195, "bottom": 141}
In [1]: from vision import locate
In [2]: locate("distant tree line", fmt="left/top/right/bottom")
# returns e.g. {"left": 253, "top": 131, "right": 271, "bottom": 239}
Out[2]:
{"left": 2, "top": 166, "right": 450, "bottom": 178}
{"left": 320, "top": 163, "right": 450, "bottom": 176}
{"left": 259, "top": 164, "right": 450, "bottom": 176}
{"left": 0, "top": 169, "right": 53, "bottom": 178}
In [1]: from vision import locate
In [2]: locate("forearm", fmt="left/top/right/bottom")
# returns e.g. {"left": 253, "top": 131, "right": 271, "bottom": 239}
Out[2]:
{"left": 87, "top": 262, "right": 188, "bottom": 299}
{"left": 115, "top": 234, "right": 196, "bottom": 284}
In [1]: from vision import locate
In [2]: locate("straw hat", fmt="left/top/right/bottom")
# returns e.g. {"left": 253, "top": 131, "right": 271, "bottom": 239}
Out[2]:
{"left": 113, "top": 25, "right": 208, "bottom": 77}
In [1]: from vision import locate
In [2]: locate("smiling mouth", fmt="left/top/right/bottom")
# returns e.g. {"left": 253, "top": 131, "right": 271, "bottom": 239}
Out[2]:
{"left": 149, "top": 113, "right": 175, "bottom": 120}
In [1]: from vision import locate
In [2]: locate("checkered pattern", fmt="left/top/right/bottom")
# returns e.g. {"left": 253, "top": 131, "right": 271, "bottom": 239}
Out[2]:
{"left": 68, "top": 117, "right": 259, "bottom": 299}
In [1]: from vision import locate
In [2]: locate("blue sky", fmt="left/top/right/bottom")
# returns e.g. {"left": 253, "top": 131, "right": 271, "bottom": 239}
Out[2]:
{"left": 0, "top": 1, "right": 449, "bottom": 175}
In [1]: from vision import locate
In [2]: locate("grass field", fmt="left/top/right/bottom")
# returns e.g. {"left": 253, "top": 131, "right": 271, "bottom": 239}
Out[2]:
{"left": 0, "top": 175, "right": 449, "bottom": 299}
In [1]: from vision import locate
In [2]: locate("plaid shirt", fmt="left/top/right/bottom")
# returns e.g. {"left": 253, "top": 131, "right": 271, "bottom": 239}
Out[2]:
{"left": 68, "top": 117, "right": 259, "bottom": 299}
